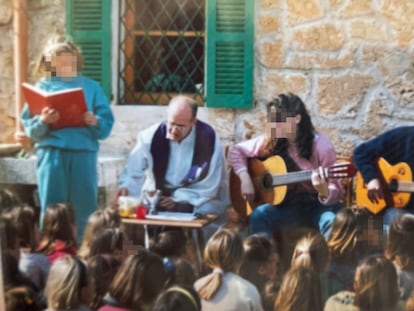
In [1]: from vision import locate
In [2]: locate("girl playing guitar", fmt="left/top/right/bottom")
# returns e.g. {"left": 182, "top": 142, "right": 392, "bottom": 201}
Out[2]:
{"left": 228, "top": 93, "right": 343, "bottom": 239}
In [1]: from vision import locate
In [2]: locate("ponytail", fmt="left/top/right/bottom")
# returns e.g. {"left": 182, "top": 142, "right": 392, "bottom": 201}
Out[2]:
{"left": 197, "top": 268, "right": 223, "bottom": 300}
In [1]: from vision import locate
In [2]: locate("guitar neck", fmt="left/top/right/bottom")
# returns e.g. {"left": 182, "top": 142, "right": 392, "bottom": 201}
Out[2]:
{"left": 271, "top": 170, "right": 315, "bottom": 186}
{"left": 393, "top": 181, "right": 414, "bottom": 193}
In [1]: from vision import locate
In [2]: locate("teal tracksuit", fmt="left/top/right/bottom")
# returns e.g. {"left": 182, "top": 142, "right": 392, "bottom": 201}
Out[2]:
{"left": 21, "top": 76, "right": 114, "bottom": 240}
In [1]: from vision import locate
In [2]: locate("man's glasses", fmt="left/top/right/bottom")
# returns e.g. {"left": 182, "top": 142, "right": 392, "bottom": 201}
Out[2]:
{"left": 167, "top": 121, "right": 192, "bottom": 132}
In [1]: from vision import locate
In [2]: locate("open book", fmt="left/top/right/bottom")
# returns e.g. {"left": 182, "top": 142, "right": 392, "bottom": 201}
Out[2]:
{"left": 21, "top": 82, "right": 88, "bottom": 130}
{"left": 145, "top": 212, "right": 197, "bottom": 221}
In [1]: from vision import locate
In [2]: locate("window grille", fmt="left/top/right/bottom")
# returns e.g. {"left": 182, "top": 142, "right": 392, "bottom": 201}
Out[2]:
{"left": 118, "top": 0, "right": 205, "bottom": 105}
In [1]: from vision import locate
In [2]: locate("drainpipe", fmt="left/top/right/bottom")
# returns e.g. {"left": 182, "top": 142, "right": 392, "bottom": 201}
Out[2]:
{"left": 13, "top": 0, "right": 31, "bottom": 149}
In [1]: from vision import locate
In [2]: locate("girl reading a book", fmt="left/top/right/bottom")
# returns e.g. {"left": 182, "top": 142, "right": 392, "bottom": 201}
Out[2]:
{"left": 20, "top": 34, "right": 114, "bottom": 240}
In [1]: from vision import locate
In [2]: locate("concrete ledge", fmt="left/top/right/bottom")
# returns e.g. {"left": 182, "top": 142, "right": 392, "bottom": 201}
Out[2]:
{"left": 0, "top": 155, "right": 126, "bottom": 187}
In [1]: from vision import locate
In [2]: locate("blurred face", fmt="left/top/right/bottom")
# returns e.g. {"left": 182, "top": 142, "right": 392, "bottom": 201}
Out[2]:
{"left": 267, "top": 114, "right": 299, "bottom": 140}
{"left": 51, "top": 52, "right": 78, "bottom": 78}
{"left": 166, "top": 101, "right": 196, "bottom": 142}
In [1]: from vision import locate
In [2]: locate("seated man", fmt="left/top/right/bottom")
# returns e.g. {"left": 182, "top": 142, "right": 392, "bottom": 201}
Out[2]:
{"left": 116, "top": 95, "right": 229, "bottom": 239}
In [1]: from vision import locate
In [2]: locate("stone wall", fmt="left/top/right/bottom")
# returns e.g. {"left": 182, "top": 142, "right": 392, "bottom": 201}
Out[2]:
{"left": 0, "top": 0, "right": 65, "bottom": 142}
{"left": 0, "top": 0, "right": 413, "bottom": 158}
{"left": 252, "top": 0, "right": 414, "bottom": 156}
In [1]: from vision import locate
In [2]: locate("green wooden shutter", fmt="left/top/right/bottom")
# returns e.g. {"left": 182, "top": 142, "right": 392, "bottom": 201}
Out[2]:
{"left": 66, "top": 0, "right": 111, "bottom": 99}
{"left": 205, "top": 0, "right": 254, "bottom": 108}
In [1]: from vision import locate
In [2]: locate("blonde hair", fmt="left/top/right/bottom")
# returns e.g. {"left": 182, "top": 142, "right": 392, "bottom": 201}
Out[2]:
{"left": 45, "top": 255, "right": 88, "bottom": 310}
{"left": 33, "top": 34, "right": 83, "bottom": 80}
{"left": 274, "top": 266, "right": 323, "bottom": 311}
{"left": 197, "top": 229, "right": 244, "bottom": 300}
{"left": 291, "top": 232, "right": 328, "bottom": 274}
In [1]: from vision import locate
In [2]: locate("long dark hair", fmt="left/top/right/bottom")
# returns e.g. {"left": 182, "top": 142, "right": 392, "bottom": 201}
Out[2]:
{"left": 354, "top": 255, "right": 400, "bottom": 311}
{"left": 267, "top": 93, "right": 315, "bottom": 160}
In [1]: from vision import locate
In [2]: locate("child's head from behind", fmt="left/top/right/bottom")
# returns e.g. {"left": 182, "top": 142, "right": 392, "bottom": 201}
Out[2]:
{"left": 152, "top": 285, "right": 201, "bottom": 311}
{"left": 34, "top": 34, "right": 83, "bottom": 79}
{"left": 203, "top": 228, "right": 244, "bottom": 272}
{"left": 45, "top": 255, "right": 91, "bottom": 310}
{"left": 240, "top": 233, "right": 279, "bottom": 283}
{"left": 291, "top": 232, "right": 328, "bottom": 274}
{"left": 354, "top": 255, "right": 400, "bottom": 311}
{"left": 327, "top": 206, "right": 370, "bottom": 264}
{"left": 197, "top": 229, "right": 244, "bottom": 301}
{"left": 108, "top": 247, "right": 167, "bottom": 309}
{"left": 88, "top": 227, "right": 124, "bottom": 260}
{"left": 150, "top": 228, "right": 187, "bottom": 258}
{"left": 41, "top": 203, "right": 76, "bottom": 246}
{"left": 385, "top": 213, "right": 414, "bottom": 269}
{"left": 78, "top": 207, "right": 121, "bottom": 259}
{"left": 3, "top": 205, "right": 39, "bottom": 252}
{"left": 274, "top": 266, "right": 322, "bottom": 311}
{"left": 87, "top": 254, "right": 121, "bottom": 310}
{"left": 172, "top": 258, "right": 196, "bottom": 286}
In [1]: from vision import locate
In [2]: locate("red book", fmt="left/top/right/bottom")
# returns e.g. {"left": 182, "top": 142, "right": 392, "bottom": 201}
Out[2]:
{"left": 21, "top": 82, "right": 88, "bottom": 130}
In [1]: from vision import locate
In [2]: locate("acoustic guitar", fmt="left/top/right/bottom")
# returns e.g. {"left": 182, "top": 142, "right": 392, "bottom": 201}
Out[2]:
{"left": 355, "top": 157, "right": 413, "bottom": 214}
{"left": 230, "top": 155, "right": 357, "bottom": 217}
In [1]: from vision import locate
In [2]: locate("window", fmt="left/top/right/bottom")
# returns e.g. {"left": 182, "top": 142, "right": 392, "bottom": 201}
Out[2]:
{"left": 120, "top": 0, "right": 205, "bottom": 105}
{"left": 66, "top": 0, "right": 254, "bottom": 108}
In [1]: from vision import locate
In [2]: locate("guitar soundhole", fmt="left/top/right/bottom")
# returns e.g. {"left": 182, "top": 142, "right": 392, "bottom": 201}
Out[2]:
{"left": 262, "top": 173, "right": 273, "bottom": 189}
{"left": 389, "top": 179, "right": 398, "bottom": 192}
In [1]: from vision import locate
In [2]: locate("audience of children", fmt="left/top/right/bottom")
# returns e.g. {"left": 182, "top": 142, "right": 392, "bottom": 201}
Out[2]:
{"left": 324, "top": 254, "right": 406, "bottom": 311}
{"left": 3, "top": 187, "right": 414, "bottom": 311}
{"left": 2, "top": 204, "right": 50, "bottom": 290}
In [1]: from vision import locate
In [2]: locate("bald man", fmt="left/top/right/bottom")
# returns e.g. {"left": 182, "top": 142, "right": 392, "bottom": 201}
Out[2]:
{"left": 117, "top": 96, "right": 230, "bottom": 238}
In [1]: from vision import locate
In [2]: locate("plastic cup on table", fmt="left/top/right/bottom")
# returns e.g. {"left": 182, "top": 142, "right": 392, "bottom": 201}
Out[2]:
{"left": 136, "top": 205, "right": 147, "bottom": 219}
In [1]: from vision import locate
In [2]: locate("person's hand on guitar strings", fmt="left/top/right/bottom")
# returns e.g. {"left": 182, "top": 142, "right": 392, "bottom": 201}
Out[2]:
{"left": 366, "top": 178, "right": 383, "bottom": 204}
{"left": 311, "top": 166, "right": 329, "bottom": 199}
{"left": 239, "top": 170, "right": 255, "bottom": 202}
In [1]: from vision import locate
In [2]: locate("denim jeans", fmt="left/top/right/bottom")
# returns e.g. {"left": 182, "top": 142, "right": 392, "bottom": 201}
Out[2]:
{"left": 249, "top": 192, "right": 341, "bottom": 239}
